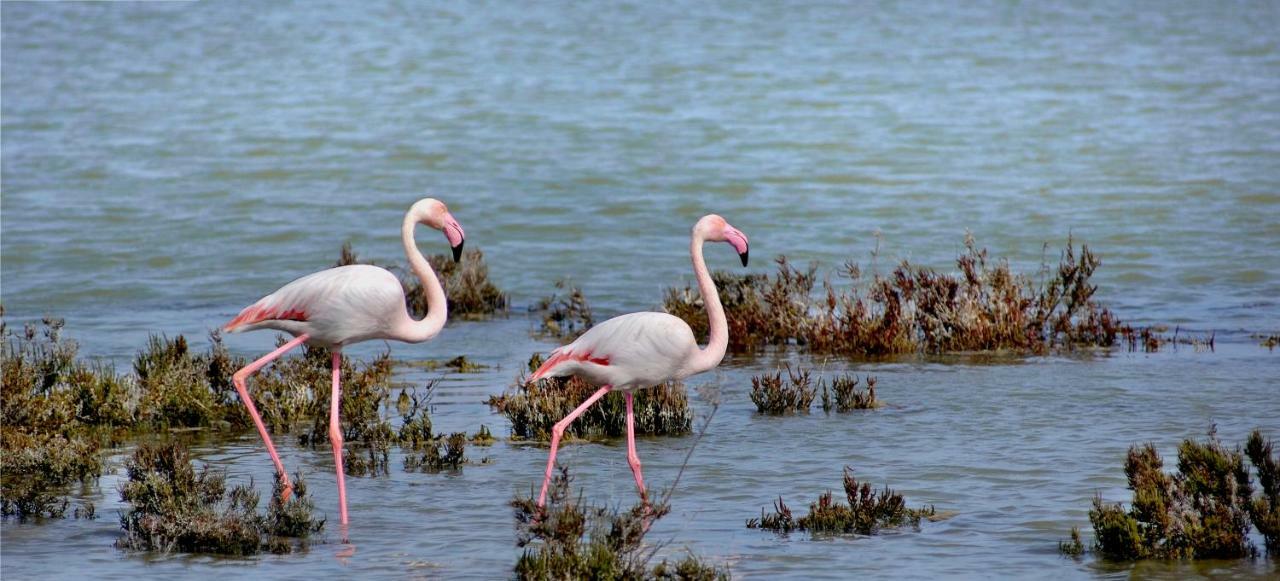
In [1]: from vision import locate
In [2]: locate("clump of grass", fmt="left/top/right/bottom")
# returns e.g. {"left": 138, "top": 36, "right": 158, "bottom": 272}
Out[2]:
{"left": 750, "top": 364, "right": 816, "bottom": 414}
{"left": 1121, "top": 326, "right": 1216, "bottom": 352}
{"left": 747, "top": 467, "right": 935, "bottom": 535}
{"left": 470, "top": 424, "right": 496, "bottom": 446}
{"left": 404, "top": 432, "right": 468, "bottom": 472}
{"left": 1072, "top": 427, "right": 1279, "bottom": 561}
{"left": 511, "top": 466, "right": 727, "bottom": 580}
{"left": 1245, "top": 430, "right": 1280, "bottom": 553}
{"left": 414, "top": 355, "right": 486, "bottom": 372}
{"left": 117, "top": 442, "right": 323, "bottom": 555}
{"left": 1256, "top": 333, "right": 1279, "bottom": 350}
{"left": 664, "top": 259, "right": 814, "bottom": 353}
{"left": 2, "top": 318, "right": 110, "bottom": 519}
{"left": 133, "top": 333, "right": 246, "bottom": 428}
{"left": 537, "top": 278, "right": 594, "bottom": 341}
{"left": 820, "top": 374, "right": 880, "bottom": 413}
{"left": 397, "top": 388, "right": 435, "bottom": 447}
{"left": 665, "top": 235, "right": 1129, "bottom": 355}
{"left": 486, "top": 354, "right": 693, "bottom": 441}
{"left": 1059, "top": 526, "right": 1085, "bottom": 557}
{"left": 336, "top": 242, "right": 509, "bottom": 317}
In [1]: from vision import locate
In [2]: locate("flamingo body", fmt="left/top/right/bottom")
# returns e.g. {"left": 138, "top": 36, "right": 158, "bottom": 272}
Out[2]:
{"left": 529, "top": 312, "right": 700, "bottom": 390}
{"left": 531, "top": 214, "right": 750, "bottom": 508}
{"left": 223, "top": 198, "right": 464, "bottom": 527}
{"left": 225, "top": 264, "right": 419, "bottom": 347}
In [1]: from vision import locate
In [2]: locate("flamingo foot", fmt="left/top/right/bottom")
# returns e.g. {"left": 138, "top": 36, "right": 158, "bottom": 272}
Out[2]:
{"left": 279, "top": 480, "right": 294, "bottom": 503}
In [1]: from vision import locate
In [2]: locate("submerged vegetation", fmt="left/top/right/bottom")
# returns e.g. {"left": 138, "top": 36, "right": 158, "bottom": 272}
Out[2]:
{"left": 336, "top": 242, "right": 509, "bottom": 317}
{"left": 487, "top": 354, "right": 693, "bottom": 440}
{"left": 537, "top": 278, "right": 594, "bottom": 341}
{"left": 747, "top": 467, "right": 935, "bottom": 535}
{"left": 665, "top": 235, "right": 1128, "bottom": 355}
{"left": 1066, "top": 428, "right": 1280, "bottom": 560}
{"left": 512, "top": 466, "right": 727, "bottom": 580}
{"left": 821, "top": 374, "right": 880, "bottom": 413}
{"left": 750, "top": 365, "right": 816, "bottom": 414}
{"left": 749, "top": 365, "right": 881, "bottom": 415}
{"left": 117, "top": 442, "right": 323, "bottom": 555}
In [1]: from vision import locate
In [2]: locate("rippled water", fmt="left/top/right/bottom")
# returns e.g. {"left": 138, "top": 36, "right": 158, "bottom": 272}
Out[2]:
{"left": 3, "top": 0, "right": 1279, "bottom": 579}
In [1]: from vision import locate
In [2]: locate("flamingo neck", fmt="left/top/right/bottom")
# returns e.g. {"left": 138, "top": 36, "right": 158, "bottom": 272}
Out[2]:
{"left": 686, "top": 230, "right": 728, "bottom": 375}
{"left": 395, "top": 211, "right": 447, "bottom": 343}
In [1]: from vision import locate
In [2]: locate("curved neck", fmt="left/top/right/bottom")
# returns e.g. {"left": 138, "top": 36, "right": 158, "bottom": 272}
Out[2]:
{"left": 686, "top": 231, "right": 728, "bottom": 374}
{"left": 395, "top": 212, "right": 447, "bottom": 343}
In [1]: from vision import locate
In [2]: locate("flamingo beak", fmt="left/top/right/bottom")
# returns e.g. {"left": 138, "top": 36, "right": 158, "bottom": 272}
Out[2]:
{"left": 444, "top": 214, "right": 466, "bottom": 262}
{"left": 740, "top": 246, "right": 749, "bottom": 267}
{"left": 452, "top": 238, "right": 465, "bottom": 263}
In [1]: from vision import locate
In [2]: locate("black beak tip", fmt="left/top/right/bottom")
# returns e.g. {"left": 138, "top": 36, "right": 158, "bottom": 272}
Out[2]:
{"left": 740, "top": 248, "right": 749, "bottom": 267}
{"left": 452, "top": 240, "right": 465, "bottom": 263}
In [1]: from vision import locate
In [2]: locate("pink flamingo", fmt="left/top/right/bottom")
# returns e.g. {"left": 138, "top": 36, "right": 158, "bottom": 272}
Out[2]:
{"left": 528, "top": 214, "right": 749, "bottom": 507}
{"left": 223, "top": 198, "right": 465, "bottom": 525}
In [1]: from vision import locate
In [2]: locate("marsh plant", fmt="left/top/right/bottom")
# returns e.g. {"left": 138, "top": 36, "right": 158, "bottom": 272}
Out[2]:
{"left": 404, "top": 432, "right": 468, "bottom": 472}
{"left": 335, "top": 242, "right": 509, "bottom": 317}
{"left": 747, "top": 467, "right": 935, "bottom": 536}
{"left": 1068, "top": 427, "right": 1280, "bottom": 560}
{"left": 749, "top": 366, "right": 881, "bottom": 415}
{"left": 487, "top": 354, "right": 693, "bottom": 441}
{"left": 664, "top": 235, "right": 1127, "bottom": 355}
{"left": 117, "top": 442, "right": 323, "bottom": 555}
{"left": 511, "top": 466, "right": 727, "bottom": 580}
{"left": 820, "top": 374, "right": 880, "bottom": 413}
{"left": 749, "top": 364, "right": 817, "bottom": 414}
{"left": 2, "top": 318, "right": 114, "bottom": 518}
{"left": 537, "top": 278, "right": 595, "bottom": 341}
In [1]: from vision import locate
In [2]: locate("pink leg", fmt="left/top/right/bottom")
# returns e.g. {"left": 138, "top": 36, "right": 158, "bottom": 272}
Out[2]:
{"left": 330, "top": 350, "right": 349, "bottom": 526}
{"left": 538, "top": 385, "right": 612, "bottom": 507}
{"left": 625, "top": 392, "right": 647, "bottom": 502}
{"left": 232, "top": 334, "right": 310, "bottom": 501}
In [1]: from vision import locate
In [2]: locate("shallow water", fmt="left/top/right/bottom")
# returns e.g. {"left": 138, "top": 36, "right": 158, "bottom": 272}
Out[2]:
{"left": 3, "top": 0, "right": 1279, "bottom": 578}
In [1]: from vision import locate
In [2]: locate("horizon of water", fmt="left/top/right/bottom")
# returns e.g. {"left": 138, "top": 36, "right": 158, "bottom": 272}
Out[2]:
{"left": 3, "top": 1, "right": 1279, "bottom": 579}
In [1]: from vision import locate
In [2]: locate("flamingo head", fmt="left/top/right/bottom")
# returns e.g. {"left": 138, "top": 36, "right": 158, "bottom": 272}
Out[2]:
{"left": 412, "top": 198, "right": 467, "bottom": 262}
{"left": 695, "top": 214, "right": 750, "bottom": 267}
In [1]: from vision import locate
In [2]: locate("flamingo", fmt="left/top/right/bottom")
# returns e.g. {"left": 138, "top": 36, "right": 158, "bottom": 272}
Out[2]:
{"left": 223, "top": 197, "right": 465, "bottom": 525}
{"left": 528, "top": 214, "right": 749, "bottom": 507}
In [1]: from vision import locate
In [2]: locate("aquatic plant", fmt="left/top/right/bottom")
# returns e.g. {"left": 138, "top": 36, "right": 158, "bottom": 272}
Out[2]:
{"left": 1120, "top": 326, "right": 1216, "bottom": 353}
{"left": 820, "top": 374, "right": 880, "bottom": 413}
{"left": 1245, "top": 430, "right": 1280, "bottom": 553}
{"left": 336, "top": 242, "right": 509, "bottom": 316}
{"left": 511, "top": 466, "right": 727, "bottom": 580}
{"left": 664, "top": 235, "right": 1129, "bottom": 355}
{"left": 1059, "top": 527, "right": 1085, "bottom": 557}
{"left": 1073, "top": 428, "right": 1279, "bottom": 561}
{"left": 404, "top": 432, "right": 468, "bottom": 472}
{"left": 537, "top": 278, "right": 594, "bottom": 341}
{"left": 486, "top": 354, "right": 693, "bottom": 441}
{"left": 415, "top": 355, "right": 486, "bottom": 373}
{"left": 133, "top": 333, "right": 246, "bottom": 428}
{"left": 1, "top": 318, "right": 109, "bottom": 519}
{"left": 397, "top": 388, "right": 435, "bottom": 447}
{"left": 749, "top": 364, "right": 816, "bottom": 414}
{"left": 117, "top": 442, "right": 323, "bottom": 555}
{"left": 470, "top": 424, "right": 496, "bottom": 446}
{"left": 747, "top": 467, "right": 935, "bottom": 535}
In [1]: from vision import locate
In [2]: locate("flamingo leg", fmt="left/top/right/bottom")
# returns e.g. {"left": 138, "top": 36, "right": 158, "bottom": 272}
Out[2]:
{"left": 330, "top": 350, "right": 349, "bottom": 526}
{"left": 624, "top": 392, "right": 647, "bottom": 503}
{"left": 538, "top": 385, "right": 612, "bottom": 507}
{"left": 232, "top": 333, "right": 310, "bottom": 501}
